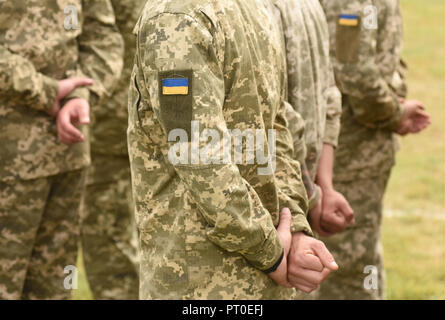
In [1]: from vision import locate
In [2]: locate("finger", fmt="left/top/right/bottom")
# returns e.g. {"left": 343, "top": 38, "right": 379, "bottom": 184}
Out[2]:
{"left": 58, "top": 111, "right": 84, "bottom": 142}
{"left": 298, "top": 252, "right": 324, "bottom": 272}
{"left": 57, "top": 117, "right": 75, "bottom": 144}
{"left": 338, "top": 200, "right": 354, "bottom": 224}
{"left": 59, "top": 120, "right": 83, "bottom": 142}
{"left": 295, "top": 283, "right": 318, "bottom": 294}
{"left": 58, "top": 129, "right": 79, "bottom": 145}
{"left": 413, "top": 112, "right": 430, "bottom": 122}
{"left": 70, "top": 77, "right": 94, "bottom": 89}
{"left": 412, "top": 119, "right": 431, "bottom": 132}
{"left": 58, "top": 125, "right": 83, "bottom": 144}
{"left": 288, "top": 267, "right": 329, "bottom": 286}
{"left": 321, "top": 213, "right": 347, "bottom": 233}
{"left": 413, "top": 100, "right": 426, "bottom": 110}
{"left": 277, "top": 208, "right": 292, "bottom": 234}
{"left": 317, "top": 228, "right": 337, "bottom": 238}
{"left": 76, "top": 102, "right": 90, "bottom": 124}
{"left": 312, "top": 241, "right": 338, "bottom": 271}
{"left": 321, "top": 267, "right": 332, "bottom": 281}
{"left": 288, "top": 275, "right": 319, "bottom": 289}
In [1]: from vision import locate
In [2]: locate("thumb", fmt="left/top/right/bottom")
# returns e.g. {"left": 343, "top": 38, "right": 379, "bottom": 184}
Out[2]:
{"left": 70, "top": 77, "right": 94, "bottom": 89}
{"left": 338, "top": 199, "right": 354, "bottom": 224}
{"left": 277, "top": 207, "right": 292, "bottom": 234}
{"left": 312, "top": 241, "right": 338, "bottom": 271}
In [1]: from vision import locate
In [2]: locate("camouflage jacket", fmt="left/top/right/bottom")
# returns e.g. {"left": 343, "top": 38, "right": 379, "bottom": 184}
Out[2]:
{"left": 273, "top": 0, "right": 342, "bottom": 180}
{"left": 91, "top": 0, "right": 146, "bottom": 157}
{"left": 0, "top": 0, "right": 123, "bottom": 182}
{"left": 128, "top": 0, "right": 311, "bottom": 299}
{"left": 320, "top": 0, "right": 406, "bottom": 181}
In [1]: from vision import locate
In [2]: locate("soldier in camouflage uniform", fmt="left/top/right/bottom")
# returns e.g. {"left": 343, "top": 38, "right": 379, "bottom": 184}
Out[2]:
{"left": 0, "top": 0, "right": 123, "bottom": 299}
{"left": 271, "top": 0, "right": 355, "bottom": 298}
{"left": 273, "top": 0, "right": 342, "bottom": 180}
{"left": 319, "top": 0, "right": 430, "bottom": 299}
{"left": 128, "top": 0, "right": 338, "bottom": 299}
{"left": 272, "top": 0, "right": 354, "bottom": 238}
{"left": 80, "top": 0, "right": 146, "bottom": 300}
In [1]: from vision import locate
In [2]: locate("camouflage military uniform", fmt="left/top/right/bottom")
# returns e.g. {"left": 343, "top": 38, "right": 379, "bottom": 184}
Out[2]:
{"left": 128, "top": 0, "right": 312, "bottom": 299}
{"left": 319, "top": 0, "right": 406, "bottom": 299}
{"left": 271, "top": 0, "right": 343, "bottom": 300}
{"left": 0, "top": 0, "right": 123, "bottom": 299}
{"left": 81, "top": 0, "right": 145, "bottom": 300}
{"left": 273, "top": 0, "right": 342, "bottom": 180}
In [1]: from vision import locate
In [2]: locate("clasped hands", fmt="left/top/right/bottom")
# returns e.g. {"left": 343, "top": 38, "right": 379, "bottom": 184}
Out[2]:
{"left": 309, "top": 186, "right": 355, "bottom": 237}
{"left": 268, "top": 208, "right": 339, "bottom": 293}
{"left": 47, "top": 77, "right": 93, "bottom": 145}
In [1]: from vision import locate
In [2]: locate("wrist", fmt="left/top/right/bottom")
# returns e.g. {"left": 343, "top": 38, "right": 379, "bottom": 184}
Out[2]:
{"left": 315, "top": 172, "right": 334, "bottom": 193}
{"left": 318, "top": 183, "right": 334, "bottom": 194}
{"left": 263, "top": 250, "right": 284, "bottom": 275}
{"left": 291, "top": 231, "right": 305, "bottom": 241}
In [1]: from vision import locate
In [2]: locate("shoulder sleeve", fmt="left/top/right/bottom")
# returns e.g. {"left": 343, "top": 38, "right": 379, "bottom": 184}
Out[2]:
{"left": 0, "top": 45, "right": 59, "bottom": 113}
{"left": 137, "top": 12, "right": 283, "bottom": 271}
{"left": 331, "top": 1, "right": 404, "bottom": 131}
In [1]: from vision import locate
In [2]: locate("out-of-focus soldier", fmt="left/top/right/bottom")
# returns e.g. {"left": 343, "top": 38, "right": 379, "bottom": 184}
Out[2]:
{"left": 319, "top": 0, "right": 431, "bottom": 299}
{"left": 271, "top": 0, "right": 356, "bottom": 295}
{"left": 80, "top": 0, "right": 146, "bottom": 300}
{"left": 128, "top": 0, "right": 338, "bottom": 299}
{"left": 0, "top": 0, "right": 123, "bottom": 300}
{"left": 272, "top": 0, "right": 355, "bottom": 239}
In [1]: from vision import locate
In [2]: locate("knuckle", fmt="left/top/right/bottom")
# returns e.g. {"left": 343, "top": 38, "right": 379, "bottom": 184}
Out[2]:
{"left": 313, "top": 240, "right": 324, "bottom": 250}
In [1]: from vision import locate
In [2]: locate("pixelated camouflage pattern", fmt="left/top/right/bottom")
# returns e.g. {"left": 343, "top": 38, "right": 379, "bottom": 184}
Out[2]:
{"left": 317, "top": 0, "right": 406, "bottom": 300}
{"left": 128, "top": 0, "right": 311, "bottom": 299}
{"left": 0, "top": 169, "right": 86, "bottom": 300}
{"left": 273, "top": 0, "right": 342, "bottom": 180}
{"left": 318, "top": 171, "right": 391, "bottom": 299}
{"left": 320, "top": 0, "right": 405, "bottom": 181}
{"left": 80, "top": 0, "right": 143, "bottom": 300}
{"left": 81, "top": 155, "right": 139, "bottom": 300}
{"left": 91, "top": 0, "right": 146, "bottom": 156}
{"left": 0, "top": 0, "right": 123, "bottom": 182}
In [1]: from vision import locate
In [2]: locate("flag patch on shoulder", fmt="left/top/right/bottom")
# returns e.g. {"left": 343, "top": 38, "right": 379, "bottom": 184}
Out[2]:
{"left": 338, "top": 14, "right": 359, "bottom": 26}
{"left": 162, "top": 78, "right": 189, "bottom": 95}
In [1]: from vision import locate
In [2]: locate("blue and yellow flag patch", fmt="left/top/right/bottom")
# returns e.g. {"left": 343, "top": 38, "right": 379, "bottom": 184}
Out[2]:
{"left": 162, "top": 78, "right": 189, "bottom": 95}
{"left": 338, "top": 14, "right": 359, "bottom": 27}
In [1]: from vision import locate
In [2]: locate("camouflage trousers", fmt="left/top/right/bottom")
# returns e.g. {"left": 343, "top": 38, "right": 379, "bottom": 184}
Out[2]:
{"left": 80, "top": 154, "right": 139, "bottom": 300}
{"left": 318, "top": 170, "right": 392, "bottom": 300}
{"left": 0, "top": 169, "right": 86, "bottom": 300}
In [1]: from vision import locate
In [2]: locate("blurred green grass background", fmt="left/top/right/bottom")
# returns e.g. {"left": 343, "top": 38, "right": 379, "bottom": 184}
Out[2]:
{"left": 73, "top": 0, "right": 445, "bottom": 300}
{"left": 382, "top": 0, "right": 445, "bottom": 300}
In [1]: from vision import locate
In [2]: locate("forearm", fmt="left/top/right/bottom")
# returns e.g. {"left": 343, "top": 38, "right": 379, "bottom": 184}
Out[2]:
{"left": 315, "top": 143, "right": 335, "bottom": 192}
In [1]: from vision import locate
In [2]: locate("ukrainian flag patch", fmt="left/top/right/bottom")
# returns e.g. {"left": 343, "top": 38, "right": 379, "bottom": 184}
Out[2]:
{"left": 162, "top": 78, "right": 189, "bottom": 95}
{"left": 338, "top": 14, "right": 359, "bottom": 27}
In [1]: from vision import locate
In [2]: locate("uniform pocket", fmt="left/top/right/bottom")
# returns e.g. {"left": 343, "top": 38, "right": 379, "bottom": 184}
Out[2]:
{"left": 335, "top": 16, "right": 361, "bottom": 64}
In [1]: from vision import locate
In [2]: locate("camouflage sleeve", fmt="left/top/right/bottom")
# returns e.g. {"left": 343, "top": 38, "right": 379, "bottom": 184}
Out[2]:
{"left": 284, "top": 102, "right": 307, "bottom": 164}
{"left": 332, "top": 2, "right": 404, "bottom": 131}
{"left": 323, "top": 67, "right": 342, "bottom": 147}
{"left": 392, "top": 58, "right": 408, "bottom": 99}
{"left": 137, "top": 13, "right": 283, "bottom": 271}
{"left": 0, "top": 45, "right": 59, "bottom": 114}
{"left": 275, "top": 101, "right": 313, "bottom": 236}
{"left": 66, "top": 0, "right": 124, "bottom": 105}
